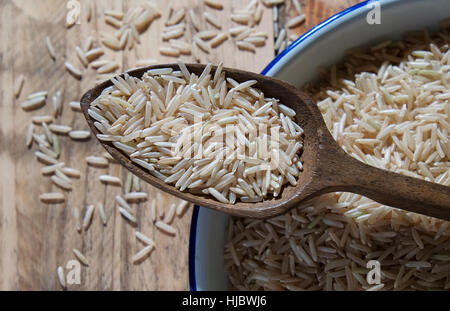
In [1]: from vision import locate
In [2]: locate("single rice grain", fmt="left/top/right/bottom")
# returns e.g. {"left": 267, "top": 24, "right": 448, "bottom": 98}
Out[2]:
{"left": 46, "top": 36, "right": 56, "bottom": 60}
{"left": 65, "top": 61, "right": 82, "bottom": 79}
{"left": 57, "top": 266, "right": 66, "bottom": 289}
{"left": 72, "top": 248, "right": 89, "bottom": 266}
{"left": 82, "top": 205, "right": 95, "bottom": 230}
{"left": 136, "top": 231, "right": 154, "bottom": 245}
{"left": 132, "top": 245, "right": 154, "bottom": 263}
{"left": 155, "top": 221, "right": 176, "bottom": 236}
{"left": 204, "top": 0, "right": 223, "bottom": 10}
{"left": 100, "top": 175, "right": 122, "bottom": 186}
{"left": 69, "top": 130, "right": 91, "bottom": 140}
{"left": 286, "top": 14, "right": 305, "bottom": 28}
{"left": 49, "top": 124, "right": 72, "bottom": 135}
{"left": 14, "top": 75, "right": 25, "bottom": 97}
{"left": 86, "top": 156, "right": 109, "bottom": 167}
{"left": 39, "top": 192, "right": 65, "bottom": 204}
{"left": 98, "top": 203, "right": 107, "bottom": 225}
{"left": 118, "top": 206, "right": 137, "bottom": 224}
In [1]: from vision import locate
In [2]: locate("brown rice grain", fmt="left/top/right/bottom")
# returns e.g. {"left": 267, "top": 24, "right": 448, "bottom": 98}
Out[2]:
{"left": 124, "top": 192, "right": 148, "bottom": 202}
{"left": 237, "top": 41, "right": 256, "bottom": 52}
{"left": 72, "top": 248, "right": 89, "bottom": 266}
{"left": 25, "top": 123, "right": 34, "bottom": 148}
{"left": 49, "top": 124, "right": 72, "bottom": 135}
{"left": 155, "top": 221, "right": 176, "bottom": 236}
{"left": 69, "top": 130, "right": 91, "bottom": 140}
{"left": 100, "top": 175, "right": 122, "bottom": 186}
{"left": 210, "top": 33, "right": 228, "bottom": 48}
{"left": 39, "top": 192, "right": 65, "bottom": 204}
{"left": 57, "top": 266, "right": 66, "bottom": 289}
{"left": 31, "top": 115, "right": 53, "bottom": 124}
{"left": 35, "top": 151, "right": 58, "bottom": 165}
{"left": 75, "top": 46, "right": 88, "bottom": 67}
{"left": 118, "top": 206, "right": 137, "bottom": 224}
{"left": 51, "top": 175, "right": 72, "bottom": 191}
{"left": 14, "top": 75, "right": 25, "bottom": 97}
{"left": 21, "top": 96, "right": 46, "bottom": 111}
{"left": 189, "top": 10, "right": 200, "bottom": 31}
{"left": 69, "top": 101, "right": 82, "bottom": 112}
{"left": 82, "top": 205, "right": 95, "bottom": 230}
{"left": 136, "top": 231, "right": 154, "bottom": 245}
{"left": 86, "top": 156, "right": 109, "bottom": 167}
{"left": 132, "top": 245, "right": 154, "bottom": 263}
{"left": 176, "top": 200, "right": 189, "bottom": 216}
{"left": 61, "top": 167, "right": 81, "bottom": 178}
{"left": 286, "top": 14, "right": 305, "bottom": 28}
{"left": 159, "top": 47, "right": 180, "bottom": 57}
{"left": 45, "top": 36, "right": 56, "bottom": 60}
{"left": 85, "top": 48, "right": 104, "bottom": 61}
{"left": 65, "top": 61, "right": 82, "bottom": 79}
{"left": 204, "top": 12, "right": 222, "bottom": 29}
{"left": 204, "top": 0, "right": 223, "bottom": 9}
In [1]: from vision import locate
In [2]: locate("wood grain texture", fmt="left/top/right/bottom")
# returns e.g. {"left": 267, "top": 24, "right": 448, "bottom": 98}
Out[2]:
{"left": 283, "top": 0, "right": 362, "bottom": 37}
{"left": 0, "top": 0, "right": 274, "bottom": 291}
{"left": 0, "top": 0, "right": 360, "bottom": 290}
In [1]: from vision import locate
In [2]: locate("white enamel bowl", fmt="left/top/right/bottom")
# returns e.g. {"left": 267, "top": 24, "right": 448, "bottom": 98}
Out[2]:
{"left": 188, "top": 0, "right": 450, "bottom": 290}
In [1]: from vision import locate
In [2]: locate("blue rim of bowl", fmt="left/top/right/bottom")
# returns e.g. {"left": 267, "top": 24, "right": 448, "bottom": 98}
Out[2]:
{"left": 188, "top": 205, "right": 200, "bottom": 291}
{"left": 188, "top": 0, "right": 370, "bottom": 291}
{"left": 261, "top": 0, "right": 369, "bottom": 75}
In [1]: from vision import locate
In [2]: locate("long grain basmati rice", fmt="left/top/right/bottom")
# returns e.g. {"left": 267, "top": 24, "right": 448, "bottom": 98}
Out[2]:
{"left": 225, "top": 27, "right": 450, "bottom": 291}
{"left": 88, "top": 62, "right": 305, "bottom": 204}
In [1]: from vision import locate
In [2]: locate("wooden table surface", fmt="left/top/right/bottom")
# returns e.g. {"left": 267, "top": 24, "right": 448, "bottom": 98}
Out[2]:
{"left": 0, "top": 0, "right": 360, "bottom": 290}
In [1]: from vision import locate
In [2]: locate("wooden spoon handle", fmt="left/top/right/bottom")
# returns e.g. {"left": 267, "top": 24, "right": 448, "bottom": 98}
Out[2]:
{"left": 320, "top": 147, "right": 450, "bottom": 220}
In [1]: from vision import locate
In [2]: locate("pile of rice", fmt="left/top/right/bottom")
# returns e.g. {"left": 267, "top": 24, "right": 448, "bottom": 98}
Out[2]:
{"left": 90, "top": 62, "right": 305, "bottom": 204}
{"left": 225, "top": 27, "right": 450, "bottom": 290}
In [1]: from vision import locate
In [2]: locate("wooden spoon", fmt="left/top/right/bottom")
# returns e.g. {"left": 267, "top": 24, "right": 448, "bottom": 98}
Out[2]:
{"left": 81, "top": 64, "right": 450, "bottom": 220}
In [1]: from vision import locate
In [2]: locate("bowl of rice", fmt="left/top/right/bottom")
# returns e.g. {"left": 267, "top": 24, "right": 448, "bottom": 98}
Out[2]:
{"left": 189, "top": 0, "right": 450, "bottom": 291}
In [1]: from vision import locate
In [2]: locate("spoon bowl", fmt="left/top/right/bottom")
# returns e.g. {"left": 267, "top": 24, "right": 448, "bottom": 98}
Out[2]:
{"left": 81, "top": 63, "right": 450, "bottom": 219}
